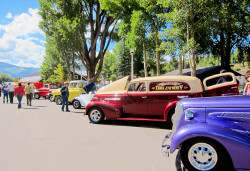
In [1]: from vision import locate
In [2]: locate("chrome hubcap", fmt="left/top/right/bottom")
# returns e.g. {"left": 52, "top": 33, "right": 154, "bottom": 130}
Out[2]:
{"left": 90, "top": 110, "right": 101, "bottom": 122}
{"left": 188, "top": 143, "right": 218, "bottom": 170}
{"left": 74, "top": 101, "right": 80, "bottom": 108}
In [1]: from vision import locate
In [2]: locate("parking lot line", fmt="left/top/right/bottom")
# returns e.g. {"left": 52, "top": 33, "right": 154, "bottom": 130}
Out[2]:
{"left": 16, "top": 109, "right": 20, "bottom": 116}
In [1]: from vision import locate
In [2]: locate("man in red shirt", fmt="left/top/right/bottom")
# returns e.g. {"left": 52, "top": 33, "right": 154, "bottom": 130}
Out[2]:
{"left": 14, "top": 83, "right": 25, "bottom": 109}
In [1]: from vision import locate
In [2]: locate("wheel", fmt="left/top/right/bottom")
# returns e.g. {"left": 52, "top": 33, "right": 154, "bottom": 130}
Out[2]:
{"left": 55, "top": 96, "right": 62, "bottom": 105}
{"left": 34, "top": 93, "right": 40, "bottom": 99}
{"left": 181, "top": 139, "right": 232, "bottom": 171}
{"left": 88, "top": 107, "right": 105, "bottom": 124}
{"left": 73, "top": 100, "right": 81, "bottom": 109}
{"left": 167, "top": 109, "right": 175, "bottom": 128}
{"left": 49, "top": 95, "right": 54, "bottom": 102}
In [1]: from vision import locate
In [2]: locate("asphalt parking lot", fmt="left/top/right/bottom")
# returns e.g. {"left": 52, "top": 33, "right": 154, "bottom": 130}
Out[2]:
{"left": 0, "top": 96, "right": 180, "bottom": 171}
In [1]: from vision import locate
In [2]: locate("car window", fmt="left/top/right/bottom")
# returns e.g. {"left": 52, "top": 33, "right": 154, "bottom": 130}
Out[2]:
{"left": 149, "top": 81, "right": 190, "bottom": 91}
{"left": 69, "top": 83, "right": 78, "bottom": 88}
{"left": 128, "top": 82, "right": 146, "bottom": 92}
{"left": 206, "top": 75, "right": 233, "bottom": 87}
{"left": 50, "top": 85, "right": 58, "bottom": 89}
{"left": 44, "top": 85, "right": 49, "bottom": 89}
{"left": 79, "top": 82, "right": 84, "bottom": 88}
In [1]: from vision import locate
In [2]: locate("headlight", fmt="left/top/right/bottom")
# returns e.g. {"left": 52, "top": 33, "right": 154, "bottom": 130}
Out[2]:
{"left": 185, "top": 110, "right": 194, "bottom": 121}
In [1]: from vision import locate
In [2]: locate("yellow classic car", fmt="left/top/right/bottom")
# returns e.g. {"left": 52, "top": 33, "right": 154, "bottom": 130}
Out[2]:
{"left": 52, "top": 80, "right": 88, "bottom": 105}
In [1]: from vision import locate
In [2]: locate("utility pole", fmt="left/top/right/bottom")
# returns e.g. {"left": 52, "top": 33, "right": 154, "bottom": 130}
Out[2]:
{"left": 130, "top": 48, "right": 134, "bottom": 80}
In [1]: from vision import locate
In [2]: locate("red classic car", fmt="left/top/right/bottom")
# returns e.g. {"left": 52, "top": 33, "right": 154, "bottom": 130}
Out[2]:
{"left": 33, "top": 83, "right": 59, "bottom": 99}
{"left": 86, "top": 72, "right": 238, "bottom": 126}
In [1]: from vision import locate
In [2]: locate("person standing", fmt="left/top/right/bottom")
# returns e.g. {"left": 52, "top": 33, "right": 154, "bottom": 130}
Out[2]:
{"left": 243, "top": 70, "right": 250, "bottom": 95}
{"left": 25, "top": 82, "right": 32, "bottom": 106}
{"left": 61, "top": 82, "right": 70, "bottom": 112}
{"left": 0, "top": 85, "right": 2, "bottom": 97}
{"left": 8, "top": 83, "right": 14, "bottom": 104}
{"left": 14, "top": 83, "right": 25, "bottom": 109}
{"left": 2, "top": 83, "right": 9, "bottom": 103}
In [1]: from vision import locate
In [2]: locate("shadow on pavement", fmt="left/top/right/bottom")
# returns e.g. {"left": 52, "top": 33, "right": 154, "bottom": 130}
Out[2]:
{"left": 21, "top": 107, "right": 39, "bottom": 110}
{"left": 100, "top": 120, "right": 171, "bottom": 130}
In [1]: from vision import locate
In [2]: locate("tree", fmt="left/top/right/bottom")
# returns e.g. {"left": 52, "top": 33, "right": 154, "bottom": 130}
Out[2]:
{"left": 39, "top": 0, "right": 118, "bottom": 82}
{"left": 0, "top": 73, "right": 14, "bottom": 84}
{"left": 207, "top": 0, "right": 250, "bottom": 69}
{"left": 100, "top": 50, "right": 118, "bottom": 81}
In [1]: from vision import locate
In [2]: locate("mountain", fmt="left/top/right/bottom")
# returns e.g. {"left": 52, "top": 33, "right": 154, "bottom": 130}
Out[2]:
{"left": 0, "top": 62, "right": 40, "bottom": 78}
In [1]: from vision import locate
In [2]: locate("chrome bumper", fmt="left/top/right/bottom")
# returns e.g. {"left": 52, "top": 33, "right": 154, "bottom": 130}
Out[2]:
{"left": 161, "top": 132, "right": 172, "bottom": 157}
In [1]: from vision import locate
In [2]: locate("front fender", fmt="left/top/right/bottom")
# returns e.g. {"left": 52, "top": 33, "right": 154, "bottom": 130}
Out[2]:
{"left": 163, "top": 101, "right": 178, "bottom": 120}
{"left": 171, "top": 123, "right": 250, "bottom": 169}
{"left": 86, "top": 101, "right": 122, "bottom": 119}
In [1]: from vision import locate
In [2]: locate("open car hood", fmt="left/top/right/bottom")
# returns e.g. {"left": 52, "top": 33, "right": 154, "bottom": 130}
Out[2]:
{"left": 96, "top": 76, "right": 130, "bottom": 94}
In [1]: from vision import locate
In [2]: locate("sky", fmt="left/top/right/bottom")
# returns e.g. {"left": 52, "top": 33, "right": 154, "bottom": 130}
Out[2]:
{"left": 0, "top": 0, "right": 118, "bottom": 70}
{"left": 0, "top": 0, "right": 45, "bottom": 68}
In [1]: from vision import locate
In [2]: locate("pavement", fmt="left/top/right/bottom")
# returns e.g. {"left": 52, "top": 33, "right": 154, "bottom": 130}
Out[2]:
{"left": 0, "top": 96, "right": 181, "bottom": 171}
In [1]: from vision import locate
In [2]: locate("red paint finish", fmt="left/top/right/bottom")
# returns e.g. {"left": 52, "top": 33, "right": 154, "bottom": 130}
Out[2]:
{"left": 205, "top": 84, "right": 239, "bottom": 97}
{"left": 86, "top": 78, "right": 238, "bottom": 123}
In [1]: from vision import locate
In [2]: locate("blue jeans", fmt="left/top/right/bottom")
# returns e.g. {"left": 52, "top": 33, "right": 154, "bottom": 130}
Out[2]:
{"left": 3, "top": 93, "right": 8, "bottom": 103}
{"left": 17, "top": 95, "right": 23, "bottom": 108}
{"left": 61, "top": 96, "right": 69, "bottom": 111}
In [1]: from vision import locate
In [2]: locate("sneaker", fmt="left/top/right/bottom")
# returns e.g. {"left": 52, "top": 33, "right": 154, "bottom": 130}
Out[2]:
{"left": 66, "top": 110, "right": 70, "bottom": 112}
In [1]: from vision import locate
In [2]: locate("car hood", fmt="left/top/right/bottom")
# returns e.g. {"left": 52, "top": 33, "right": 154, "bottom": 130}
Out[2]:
{"left": 96, "top": 76, "right": 130, "bottom": 94}
{"left": 180, "top": 95, "right": 250, "bottom": 108}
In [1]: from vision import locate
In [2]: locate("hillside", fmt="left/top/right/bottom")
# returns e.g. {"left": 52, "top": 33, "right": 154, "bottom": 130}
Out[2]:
{"left": 0, "top": 62, "right": 40, "bottom": 78}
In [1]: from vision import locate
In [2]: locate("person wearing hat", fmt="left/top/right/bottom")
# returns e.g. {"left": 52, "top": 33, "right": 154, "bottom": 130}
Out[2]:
{"left": 243, "top": 70, "right": 250, "bottom": 95}
{"left": 61, "top": 82, "right": 70, "bottom": 112}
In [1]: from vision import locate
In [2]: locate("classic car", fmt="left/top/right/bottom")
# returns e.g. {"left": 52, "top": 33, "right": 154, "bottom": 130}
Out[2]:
{"left": 85, "top": 72, "right": 239, "bottom": 125}
{"left": 72, "top": 94, "right": 95, "bottom": 109}
{"left": 162, "top": 95, "right": 250, "bottom": 171}
{"left": 52, "top": 80, "right": 88, "bottom": 105}
{"left": 33, "top": 83, "right": 59, "bottom": 99}
{"left": 72, "top": 83, "right": 107, "bottom": 109}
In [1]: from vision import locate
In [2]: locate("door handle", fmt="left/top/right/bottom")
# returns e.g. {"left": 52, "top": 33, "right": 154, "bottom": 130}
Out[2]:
{"left": 142, "top": 96, "right": 147, "bottom": 99}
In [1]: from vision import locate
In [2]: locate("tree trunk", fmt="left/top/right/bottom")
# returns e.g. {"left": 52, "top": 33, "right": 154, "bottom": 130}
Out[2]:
{"left": 155, "top": 20, "right": 160, "bottom": 76}
{"left": 178, "top": 38, "right": 183, "bottom": 75}
{"left": 143, "top": 43, "right": 148, "bottom": 77}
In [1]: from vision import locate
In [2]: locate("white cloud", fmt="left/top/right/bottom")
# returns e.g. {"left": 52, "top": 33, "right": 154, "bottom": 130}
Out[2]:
{"left": 6, "top": 12, "right": 13, "bottom": 19}
{"left": 0, "top": 8, "right": 45, "bottom": 68}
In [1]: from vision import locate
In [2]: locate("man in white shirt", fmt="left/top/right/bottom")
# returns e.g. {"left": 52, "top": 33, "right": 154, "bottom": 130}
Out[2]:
{"left": 8, "top": 83, "right": 15, "bottom": 104}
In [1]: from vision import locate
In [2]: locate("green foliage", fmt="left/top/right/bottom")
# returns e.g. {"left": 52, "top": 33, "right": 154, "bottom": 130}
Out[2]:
{"left": 0, "top": 73, "right": 14, "bottom": 84}
{"left": 100, "top": 51, "right": 118, "bottom": 81}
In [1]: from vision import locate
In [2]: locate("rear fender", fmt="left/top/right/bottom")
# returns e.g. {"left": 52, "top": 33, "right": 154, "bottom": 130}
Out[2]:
{"left": 170, "top": 123, "right": 250, "bottom": 169}
{"left": 163, "top": 101, "right": 178, "bottom": 121}
{"left": 86, "top": 101, "right": 122, "bottom": 119}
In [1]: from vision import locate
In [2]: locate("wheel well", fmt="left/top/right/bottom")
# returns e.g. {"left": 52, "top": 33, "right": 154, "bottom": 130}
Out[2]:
{"left": 181, "top": 136, "right": 233, "bottom": 166}
{"left": 87, "top": 106, "right": 103, "bottom": 116}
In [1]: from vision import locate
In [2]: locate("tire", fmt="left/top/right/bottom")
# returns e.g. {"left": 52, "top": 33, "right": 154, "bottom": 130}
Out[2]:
{"left": 49, "top": 95, "right": 54, "bottom": 102}
{"left": 167, "top": 109, "right": 175, "bottom": 128}
{"left": 73, "top": 100, "right": 81, "bottom": 109}
{"left": 88, "top": 107, "right": 105, "bottom": 124}
{"left": 55, "top": 96, "right": 62, "bottom": 105}
{"left": 180, "top": 139, "right": 233, "bottom": 171}
{"left": 34, "top": 93, "right": 40, "bottom": 99}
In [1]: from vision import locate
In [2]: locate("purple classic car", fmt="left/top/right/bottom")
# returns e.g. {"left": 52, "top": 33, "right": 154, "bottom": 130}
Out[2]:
{"left": 162, "top": 95, "right": 250, "bottom": 171}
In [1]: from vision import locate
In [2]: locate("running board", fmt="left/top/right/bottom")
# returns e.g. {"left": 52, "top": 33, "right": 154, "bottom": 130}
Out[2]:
{"left": 115, "top": 118, "right": 165, "bottom": 122}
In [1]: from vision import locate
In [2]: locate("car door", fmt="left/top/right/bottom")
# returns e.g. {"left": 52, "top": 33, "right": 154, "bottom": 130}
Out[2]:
{"left": 203, "top": 72, "right": 239, "bottom": 97}
{"left": 122, "top": 81, "right": 148, "bottom": 117}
